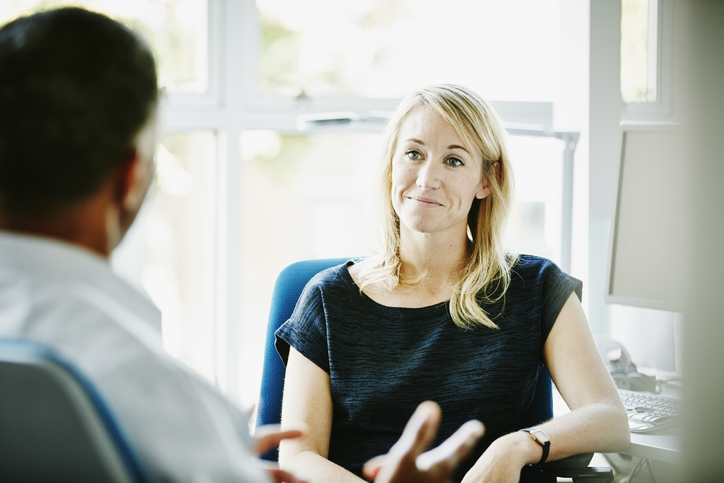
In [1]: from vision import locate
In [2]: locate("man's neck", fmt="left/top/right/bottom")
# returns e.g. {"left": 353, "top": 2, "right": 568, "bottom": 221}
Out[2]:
{"left": 0, "top": 193, "right": 116, "bottom": 258}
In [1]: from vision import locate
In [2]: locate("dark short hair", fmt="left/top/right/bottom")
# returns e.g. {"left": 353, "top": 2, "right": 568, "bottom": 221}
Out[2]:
{"left": 0, "top": 7, "right": 158, "bottom": 216}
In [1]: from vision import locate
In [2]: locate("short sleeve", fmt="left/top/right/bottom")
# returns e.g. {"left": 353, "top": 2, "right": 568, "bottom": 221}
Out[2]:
{"left": 540, "top": 260, "right": 583, "bottom": 344}
{"left": 275, "top": 280, "right": 331, "bottom": 374}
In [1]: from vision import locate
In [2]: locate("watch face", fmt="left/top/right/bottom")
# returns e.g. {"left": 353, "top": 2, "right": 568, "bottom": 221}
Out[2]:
{"left": 530, "top": 429, "right": 550, "bottom": 444}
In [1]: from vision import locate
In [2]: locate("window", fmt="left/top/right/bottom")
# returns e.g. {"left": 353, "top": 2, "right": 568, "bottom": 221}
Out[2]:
{"left": 621, "top": 0, "right": 656, "bottom": 103}
{"left": 620, "top": 0, "right": 674, "bottom": 118}
{"left": 4, "top": 0, "right": 580, "bottom": 412}
{"left": 113, "top": 132, "right": 219, "bottom": 381}
{"left": 507, "top": 136, "right": 565, "bottom": 262}
{"left": 1, "top": 0, "right": 209, "bottom": 93}
{"left": 1, "top": 1, "right": 218, "bottom": 383}
{"left": 256, "top": 0, "right": 559, "bottom": 101}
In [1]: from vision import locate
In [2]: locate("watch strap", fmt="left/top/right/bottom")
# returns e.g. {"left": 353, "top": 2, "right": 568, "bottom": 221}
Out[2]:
{"left": 520, "top": 428, "right": 551, "bottom": 465}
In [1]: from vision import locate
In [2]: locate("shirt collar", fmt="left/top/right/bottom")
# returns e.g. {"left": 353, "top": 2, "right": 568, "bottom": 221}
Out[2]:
{"left": 0, "top": 230, "right": 161, "bottom": 334}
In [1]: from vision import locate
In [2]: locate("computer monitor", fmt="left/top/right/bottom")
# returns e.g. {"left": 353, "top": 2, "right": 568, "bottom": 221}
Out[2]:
{"left": 605, "top": 121, "right": 687, "bottom": 313}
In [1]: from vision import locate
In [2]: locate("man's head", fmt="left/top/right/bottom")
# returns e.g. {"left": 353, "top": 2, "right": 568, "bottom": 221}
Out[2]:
{"left": 0, "top": 7, "right": 159, "bottom": 249}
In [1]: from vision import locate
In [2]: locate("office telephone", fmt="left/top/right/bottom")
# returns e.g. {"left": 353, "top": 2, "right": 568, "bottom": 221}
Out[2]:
{"left": 595, "top": 337, "right": 658, "bottom": 393}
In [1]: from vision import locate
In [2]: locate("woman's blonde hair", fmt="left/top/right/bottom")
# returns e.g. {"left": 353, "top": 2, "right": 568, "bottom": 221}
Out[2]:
{"left": 357, "top": 84, "right": 516, "bottom": 329}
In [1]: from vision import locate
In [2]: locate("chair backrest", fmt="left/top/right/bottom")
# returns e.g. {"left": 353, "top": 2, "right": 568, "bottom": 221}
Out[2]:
{"left": 256, "top": 258, "right": 553, "bottom": 460}
{"left": 0, "top": 338, "right": 147, "bottom": 483}
{"left": 257, "top": 258, "right": 349, "bottom": 433}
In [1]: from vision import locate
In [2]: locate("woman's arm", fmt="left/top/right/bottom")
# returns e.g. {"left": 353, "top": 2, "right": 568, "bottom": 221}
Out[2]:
{"left": 279, "top": 347, "right": 366, "bottom": 483}
{"left": 462, "top": 292, "right": 630, "bottom": 482}
{"left": 538, "top": 291, "right": 631, "bottom": 456}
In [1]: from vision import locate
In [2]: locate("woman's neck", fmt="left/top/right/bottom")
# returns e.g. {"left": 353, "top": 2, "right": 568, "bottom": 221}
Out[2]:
{"left": 398, "top": 228, "right": 469, "bottom": 286}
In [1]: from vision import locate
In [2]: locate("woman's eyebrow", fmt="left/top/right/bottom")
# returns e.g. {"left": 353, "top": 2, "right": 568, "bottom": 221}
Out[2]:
{"left": 405, "top": 138, "right": 425, "bottom": 145}
{"left": 448, "top": 144, "right": 469, "bottom": 153}
{"left": 404, "top": 138, "right": 469, "bottom": 154}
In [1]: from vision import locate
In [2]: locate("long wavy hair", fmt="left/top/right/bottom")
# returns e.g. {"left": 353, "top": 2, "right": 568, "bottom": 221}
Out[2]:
{"left": 356, "top": 84, "right": 516, "bottom": 329}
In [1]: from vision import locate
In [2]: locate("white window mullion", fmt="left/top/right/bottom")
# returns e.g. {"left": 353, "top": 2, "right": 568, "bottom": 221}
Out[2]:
{"left": 214, "top": 0, "right": 247, "bottom": 402}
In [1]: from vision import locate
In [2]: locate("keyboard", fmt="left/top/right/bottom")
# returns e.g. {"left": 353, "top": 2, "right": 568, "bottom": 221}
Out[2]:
{"left": 619, "top": 389, "right": 682, "bottom": 433}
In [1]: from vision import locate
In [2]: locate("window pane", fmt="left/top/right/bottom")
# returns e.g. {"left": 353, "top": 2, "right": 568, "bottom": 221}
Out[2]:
{"left": 621, "top": 0, "right": 654, "bottom": 103}
{"left": 257, "top": 0, "right": 559, "bottom": 101}
{"left": 507, "top": 136, "right": 563, "bottom": 264}
{"left": 0, "top": 0, "right": 208, "bottom": 93}
{"left": 238, "top": 131, "right": 380, "bottom": 409}
{"left": 113, "top": 131, "right": 218, "bottom": 382}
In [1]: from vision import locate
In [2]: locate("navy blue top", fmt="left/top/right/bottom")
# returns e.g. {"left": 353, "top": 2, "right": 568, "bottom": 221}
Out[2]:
{"left": 276, "top": 254, "right": 581, "bottom": 479}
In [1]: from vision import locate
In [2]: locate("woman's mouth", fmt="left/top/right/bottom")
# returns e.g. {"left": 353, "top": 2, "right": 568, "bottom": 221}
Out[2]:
{"left": 409, "top": 196, "right": 443, "bottom": 206}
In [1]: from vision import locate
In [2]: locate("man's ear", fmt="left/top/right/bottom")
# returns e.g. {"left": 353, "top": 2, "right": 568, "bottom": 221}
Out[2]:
{"left": 114, "top": 150, "right": 152, "bottom": 211}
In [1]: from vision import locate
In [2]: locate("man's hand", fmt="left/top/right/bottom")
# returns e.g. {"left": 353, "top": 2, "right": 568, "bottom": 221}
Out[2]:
{"left": 363, "top": 401, "right": 484, "bottom": 483}
{"left": 254, "top": 424, "right": 307, "bottom": 483}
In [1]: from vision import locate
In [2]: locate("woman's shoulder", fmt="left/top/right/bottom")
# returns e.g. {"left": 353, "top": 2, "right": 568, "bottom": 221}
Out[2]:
{"left": 508, "top": 253, "right": 582, "bottom": 299}
{"left": 510, "top": 253, "right": 558, "bottom": 273}
{"left": 508, "top": 253, "right": 574, "bottom": 285}
{"left": 300, "top": 259, "right": 358, "bottom": 295}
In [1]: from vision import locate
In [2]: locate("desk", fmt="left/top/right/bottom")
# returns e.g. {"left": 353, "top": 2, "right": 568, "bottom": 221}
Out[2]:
{"left": 617, "top": 385, "right": 683, "bottom": 465}
{"left": 622, "top": 431, "right": 681, "bottom": 465}
{"left": 603, "top": 429, "right": 682, "bottom": 482}
{"left": 554, "top": 384, "right": 683, "bottom": 479}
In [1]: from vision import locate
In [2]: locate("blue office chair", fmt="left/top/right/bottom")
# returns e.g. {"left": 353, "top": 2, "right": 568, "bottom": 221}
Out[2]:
{"left": 257, "top": 258, "right": 614, "bottom": 483}
{"left": 0, "top": 338, "right": 147, "bottom": 483}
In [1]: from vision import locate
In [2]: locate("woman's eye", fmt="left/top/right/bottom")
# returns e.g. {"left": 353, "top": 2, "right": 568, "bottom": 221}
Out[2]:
{"left": 446, "top": 157, "right": 464, "bottom": 167}
{"left": 406, "top": 150, "right": 422, "bottom": 160}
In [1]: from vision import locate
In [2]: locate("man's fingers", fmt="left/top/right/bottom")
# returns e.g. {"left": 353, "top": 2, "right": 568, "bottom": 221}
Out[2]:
{"left": 264, "top": 467, "right": 308, "bottom": 483}
{"left": 415, "top": 419, "right": 485, "bottom": 471}
{"left": 362, "top": 402, "right": 441, "bottom": 483}
{"left": 256, "top": 459, "right": 308, "bottom": 483}
{"left": 394, "top": 401, "right": 442, "bottom": 457}
{"left": 253, "top": 424, "right": 306, "bottom": 455}
{"left": 362, "top": 455, "right": 386, "bottom": 480}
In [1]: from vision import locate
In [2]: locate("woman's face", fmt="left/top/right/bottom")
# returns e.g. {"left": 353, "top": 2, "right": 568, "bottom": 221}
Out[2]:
{"left": 390, "top": 105, "right": 490, "bottom": 240}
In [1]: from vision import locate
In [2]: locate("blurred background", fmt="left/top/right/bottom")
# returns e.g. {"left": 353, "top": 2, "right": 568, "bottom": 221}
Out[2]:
{"left": 0, "top": 0, "right": 660, "bottom": 415}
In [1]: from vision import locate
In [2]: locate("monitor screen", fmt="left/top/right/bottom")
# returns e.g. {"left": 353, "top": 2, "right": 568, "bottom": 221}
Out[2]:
{"left": 605, "top": 122, "right": 687, "bottom": 312}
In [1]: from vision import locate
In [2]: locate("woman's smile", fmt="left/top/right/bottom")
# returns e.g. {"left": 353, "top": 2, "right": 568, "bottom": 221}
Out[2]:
{"left": 408, "top": 195, "right": 444, "bottom": 207}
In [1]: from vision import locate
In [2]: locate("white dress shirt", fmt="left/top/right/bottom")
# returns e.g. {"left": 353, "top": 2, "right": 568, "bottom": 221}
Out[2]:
{"left": 0, "top": 231, "right": 270, "bottom": 483}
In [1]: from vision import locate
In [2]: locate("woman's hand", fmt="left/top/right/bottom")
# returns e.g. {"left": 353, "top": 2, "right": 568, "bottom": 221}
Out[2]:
{"left": 254, "top": 424, "right": 308, "bottom": 483}
{"left": 363, "top": 401, "right": 485, "bottom": 483}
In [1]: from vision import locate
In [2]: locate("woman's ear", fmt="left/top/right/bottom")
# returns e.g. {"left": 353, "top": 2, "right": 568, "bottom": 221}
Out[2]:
{"left": 476, "top": 161, "right": 500, "bottom": 200}
{"left": 476, "top": 181, "right": 491, "bottom": 200}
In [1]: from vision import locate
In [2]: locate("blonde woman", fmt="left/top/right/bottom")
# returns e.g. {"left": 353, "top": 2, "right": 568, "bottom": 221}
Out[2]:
{"left": 276, "top": 84, "right": 629, "bottom": 482}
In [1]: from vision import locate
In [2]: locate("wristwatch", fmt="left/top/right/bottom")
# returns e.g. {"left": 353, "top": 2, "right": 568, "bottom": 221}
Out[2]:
{"left": 520, "top": 428, "right": 550, "bottom": 465}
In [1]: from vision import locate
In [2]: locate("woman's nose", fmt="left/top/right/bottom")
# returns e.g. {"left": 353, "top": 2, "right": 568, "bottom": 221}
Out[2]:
{"left": 416, "top": 161, "right": 441, "bottom": 190}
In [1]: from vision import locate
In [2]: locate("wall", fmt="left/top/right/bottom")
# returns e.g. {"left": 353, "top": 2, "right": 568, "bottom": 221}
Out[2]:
{"left": 677, "top": 2, "right": 724, "bottom": 480}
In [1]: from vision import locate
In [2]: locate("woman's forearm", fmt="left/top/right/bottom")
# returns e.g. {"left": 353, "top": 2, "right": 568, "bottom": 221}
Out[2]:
{"left": 536, "top": 401, "right": 630, "bottom": 460}
{"left": 462, "top": 401, "right": 629, "bottom": 483}
{"left": 281, "top": 450, "right": 367, "bottom": 483}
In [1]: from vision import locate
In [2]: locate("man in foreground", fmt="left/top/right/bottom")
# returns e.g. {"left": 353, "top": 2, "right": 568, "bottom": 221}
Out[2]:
{"left": 0, "top": 7, "right": 482, "bottom": 482}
